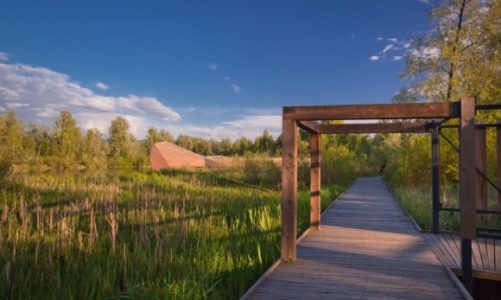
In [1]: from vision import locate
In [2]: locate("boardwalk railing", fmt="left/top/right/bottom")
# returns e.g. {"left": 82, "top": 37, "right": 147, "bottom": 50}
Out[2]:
{"left": 281, "top": 97, "right": 501, "bottom": 295}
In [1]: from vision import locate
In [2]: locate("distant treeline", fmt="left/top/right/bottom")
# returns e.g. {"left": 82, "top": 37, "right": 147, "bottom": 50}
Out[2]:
{"left": 0, "top": 110, "right": 289, "bottom": 171}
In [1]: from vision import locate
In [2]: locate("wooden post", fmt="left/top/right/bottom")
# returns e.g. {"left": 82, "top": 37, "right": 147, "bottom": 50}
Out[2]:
{"left": 475, "top": 120, "right": 487, "bottom": 209}
{"left": 497, "top": 119, "right": 501, "bottom": 210}
{"left": 431, "top": 125, "right": 440, "bottom": 233}
{"left": 310, "top": 133, "right": 321, "bottom": 231}
{"left": 281, "top": 117, "right": 298, "bottom": 262}
{"left": 459, "top": 97, "right": 476, "bottom": 294}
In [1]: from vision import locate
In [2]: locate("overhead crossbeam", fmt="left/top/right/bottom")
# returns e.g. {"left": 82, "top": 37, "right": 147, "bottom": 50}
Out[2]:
{"left": 284, "top": 101, "right": 459, "bottom": 121}
{"left": 298, "top": 121, "right": 431, "bottom": 134}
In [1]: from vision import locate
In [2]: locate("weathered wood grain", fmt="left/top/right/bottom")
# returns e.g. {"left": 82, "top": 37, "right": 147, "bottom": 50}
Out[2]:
{"left": 459, "top": 97, "right": 477, "bottom": 239}
{"left": 283, "top": 102, "right": 458, "bottom": 120}
{"left": 250, "top": 177, "right": 463, "bottom": 299}
{"left": 310, "top": 133, "right": 321, "bottom": 230}
{"left": 281, "top": 118, "right": 298, "bottom": 262}
{"left": 317, "top": 122, "right": 430, "bottom": 134}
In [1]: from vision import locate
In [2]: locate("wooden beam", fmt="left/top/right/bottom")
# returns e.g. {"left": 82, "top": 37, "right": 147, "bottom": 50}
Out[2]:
{"left": 432, "top": 125, "right": 440, "bottom": 233}
{"left": 284, "top": 102, "right": 459, "bottom": 121}
{"left": 281, "top": 118, "right": 298, "bottom": 262}
{"left": 310, "top": 133, "right": 321, "bottom": 231}
{"left": 475, "top": 120, "right": 487, "bottom": 209}
{"left": 497, "top": 119, "right": 501, "bottom": 210}
{"left": 316, "top": 122, "right": 430, "bottom": 134}
{"left": 459, "top": 97, "right": 476, "bottom": 294}
{"left": 297, "top": 121, "right": 319, "bottom": 134}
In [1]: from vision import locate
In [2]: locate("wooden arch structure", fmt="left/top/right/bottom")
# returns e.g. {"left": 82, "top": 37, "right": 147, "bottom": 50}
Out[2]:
{"left": 280, "top": 97, "right": 496, "bottom": 293}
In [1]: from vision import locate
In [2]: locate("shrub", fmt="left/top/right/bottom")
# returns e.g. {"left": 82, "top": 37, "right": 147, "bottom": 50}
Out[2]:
{"left": 243, "top": 156, "right": 281, "bottom": 188}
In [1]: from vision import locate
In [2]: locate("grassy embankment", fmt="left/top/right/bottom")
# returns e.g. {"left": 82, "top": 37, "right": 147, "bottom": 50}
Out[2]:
{"left": 0, "top": 170, "right": 345, "bottom": 299}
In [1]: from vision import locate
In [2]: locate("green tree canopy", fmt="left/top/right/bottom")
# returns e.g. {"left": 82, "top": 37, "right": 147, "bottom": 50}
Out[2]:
{"left": 108, "top": 116, "right": 132, "bottom": 160}
{"left": 52, "top": 111, "right": 81, "bottom": 159}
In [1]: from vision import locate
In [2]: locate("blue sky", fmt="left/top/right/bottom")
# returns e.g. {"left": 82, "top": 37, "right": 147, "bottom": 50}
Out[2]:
{"left": 0, "top": 0, "right": 432, "bottom": 139}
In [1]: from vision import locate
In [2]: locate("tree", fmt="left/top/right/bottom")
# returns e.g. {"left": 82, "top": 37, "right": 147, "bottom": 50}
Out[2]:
{"left": 52, "top": 111, "right": 81, "bottom": 159}
{"left": 0, "top": 111, "right": 23, "bottom": 160}
{"left": 108, "top": 117, "right": 132, "bottom": 160}
{"left": 82, "top": 129, "right": 107, "bottom": 167}
{"left": 158, "top": 129, "right": 173, "bottom": 142}
{"left": 254, "top": 129, "right": 275, "bottom": 154}
{"left": 176, "top": 134, "right": 193, "bottom": 151}
{"left": 404, "top": 0, "right": 500, "bottom": 103}
{"left": 233, "top": 137, "right": 252, "bottom": 155}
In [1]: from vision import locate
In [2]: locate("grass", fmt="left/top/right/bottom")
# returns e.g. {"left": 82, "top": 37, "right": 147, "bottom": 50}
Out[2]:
{"left": 0, "top": 169, "right": 345, "bottom": 299}
{"left": 390, "top": 182, "right": 501, "bottom": 233}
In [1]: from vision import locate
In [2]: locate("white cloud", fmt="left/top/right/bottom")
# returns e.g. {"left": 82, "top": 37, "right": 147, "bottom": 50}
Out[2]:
{"left": 0, "top": 52, "right": 8, "bottom": 61}
{"left": 95, "top": 82, "right": 109, "bottom": 90}
{"left": 382, "top": 44, "right": 394, "bottom": 53}
{"left": 224, "top": 76, "right": 230, "bottom": 81}
{"left": 165, "top": 114, "right": 281, "bottom": 140}
{"left": 6, "top": 102, "right": 30, "bottom": 109}
{"left": 410, "top": 47, "right": 440, "bottom": 60}
{"left": 208, "top": 63, "right": 218, "bottom": 71}
{"left": 371, "top": 38, "right": 415, "bottom": 62}
{"left": 223, "top": 115, "right": 280, "bottom": 130}
{"left": 0, "top": 106, "right": 5, "bottom": 112}
{"left": 417, "top": 0, "right": 430, "bottom": 3}
{"left": 0, "top": 61, "right": 181, "bottom": 138}
{"left": 229, "top": 83, "right": 241, "bottom": 94}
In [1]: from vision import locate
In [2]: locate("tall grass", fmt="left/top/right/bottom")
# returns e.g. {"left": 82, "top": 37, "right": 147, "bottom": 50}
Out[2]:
{"left": 0, "top": 170, "right": 344, "bottom": 299}
{"left": 390, "top": 182, "right": 501, "bottom": 233}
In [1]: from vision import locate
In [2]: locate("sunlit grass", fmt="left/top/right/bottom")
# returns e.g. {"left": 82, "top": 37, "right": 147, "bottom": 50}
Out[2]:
{"left": 0, "top": 170, "right": 345, "bottom": 299}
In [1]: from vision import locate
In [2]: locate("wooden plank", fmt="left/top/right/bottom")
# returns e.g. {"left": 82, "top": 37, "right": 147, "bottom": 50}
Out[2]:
{"left": 424, "top": 233, "right": 501, "bottom": 275}
{"left": 442, "top": 234, "right": 461, "bottom": 267}
{"left": 297, "top": 121, "right": 319, "bottom": 134}
{"left": 459, "top": 97, "right": 476, "bottom": 293}
{"left": 281, "top": 118, "right": 298, "bottom": 262}
{"left": 497, "top": 119, "right": 501, "bottom": 210}
{"left": 475, "top": 120, "right": 487, "bottom": 209}
{"left": 485, "top": 239, "right": 501, "bottom": 273}
{"left": 467, "top": 236, "right": 481, "bottom": 271}
{"left": 424, "top": 234, "right": 456, "bottom": 267}
{"left": 432, "top": 126, "right": 440, "bottom": 233}
{"left": 451, "top": 269, "right": 501, "bottom": 282}
{"left": 495, "top": 239, "right": 501, "bottom": 271}
{"left": 310, "top": 133, "right": 321, "bottom": 230}
{"left": 479, "top": 238, "right": 495, "bottom": 271}
{"left": 316, "top": 122, "right": 431, "bottom": 134}
{"left": 459, "top": 96, "right": 477, "bottom": 239}
{"left": 479, "top": 238, "right": 490, "bottom": 271}
{"left": 283, "top": 101, "right": 459, "bottom": 121}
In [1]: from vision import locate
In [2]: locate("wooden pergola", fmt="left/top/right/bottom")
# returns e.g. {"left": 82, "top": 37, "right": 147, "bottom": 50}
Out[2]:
{"left": 280, "top": 97, "right": 482, "bottom": 292}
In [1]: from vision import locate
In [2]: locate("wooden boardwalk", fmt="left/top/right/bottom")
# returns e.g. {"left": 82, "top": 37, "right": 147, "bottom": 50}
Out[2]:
{"left": 250, "top": 177, "right": 464, "bottom": 299}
